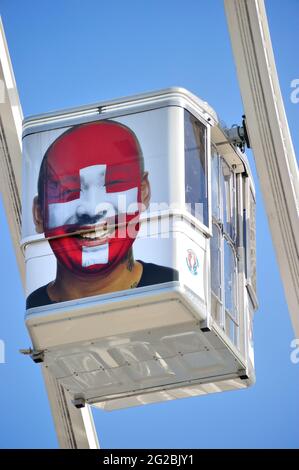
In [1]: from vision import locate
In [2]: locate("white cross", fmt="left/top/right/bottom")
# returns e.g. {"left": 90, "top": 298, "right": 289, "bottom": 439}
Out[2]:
{"left": 48, "top": 164, "right": 138, "bottom": 266}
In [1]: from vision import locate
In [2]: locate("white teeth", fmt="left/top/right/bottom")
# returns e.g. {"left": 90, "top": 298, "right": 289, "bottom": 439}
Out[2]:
{"left": 79, "top": 226, "right": 110, "bottom": 240}
{"left": 81, "top": 232, "right": 97, "bottom": 239}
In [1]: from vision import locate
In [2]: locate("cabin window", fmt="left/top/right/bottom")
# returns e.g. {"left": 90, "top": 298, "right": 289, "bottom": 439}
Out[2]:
{"left": 184, "top": 110, "right": 208, "bottom": 226}
{"left": 211, "top": 148, "right": 239, "bottom": 348}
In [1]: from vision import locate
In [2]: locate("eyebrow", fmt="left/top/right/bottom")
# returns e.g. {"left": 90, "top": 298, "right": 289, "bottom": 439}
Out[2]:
{"left": 49, "top": 174, "right": 80, "bottom": 184}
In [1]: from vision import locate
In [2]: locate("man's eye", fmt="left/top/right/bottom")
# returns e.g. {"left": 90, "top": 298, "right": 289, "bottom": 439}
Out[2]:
{"left": 105, "top": 180, "right": 126, "bottom": 186}
{"left": 62, "top": 188, "right": 80, "bottom": 196}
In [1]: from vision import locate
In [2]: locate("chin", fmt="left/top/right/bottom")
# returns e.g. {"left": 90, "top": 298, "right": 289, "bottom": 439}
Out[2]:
{"left": 60, "top": 260, "right": 120, "bottom": 279}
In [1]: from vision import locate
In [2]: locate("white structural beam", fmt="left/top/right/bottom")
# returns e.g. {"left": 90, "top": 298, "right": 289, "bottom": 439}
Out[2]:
{"left": 0, "top": 17, "right": 24, "bottom": 283}
{"left": 0, "top": 17, "right": 99, "bottom": 449}
{"left": 224, "top": 0, "right": 299, "bottom": 336}
{"left": 42, "top": 367, "right": 99, "bottom": 449}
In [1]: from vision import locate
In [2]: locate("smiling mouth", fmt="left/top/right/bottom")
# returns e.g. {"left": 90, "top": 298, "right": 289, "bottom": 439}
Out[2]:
{"left": 73, "top": 224, "right": 116, "bottom": 243}
{"left": 47, "top": 217, "right": 130, "bottom": 242}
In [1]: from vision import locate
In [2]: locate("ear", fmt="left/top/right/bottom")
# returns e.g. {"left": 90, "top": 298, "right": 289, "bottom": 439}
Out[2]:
{"left": 140, "top": 171, "right": 151, "bottom": 210}
{"left": 32, "top": 196, "right": 44, "bottom": 234}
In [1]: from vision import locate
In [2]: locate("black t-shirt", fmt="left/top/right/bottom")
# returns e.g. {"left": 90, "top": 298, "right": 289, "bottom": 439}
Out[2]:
{"left": 26, "top": 261, "right": 179, "bottom": 309}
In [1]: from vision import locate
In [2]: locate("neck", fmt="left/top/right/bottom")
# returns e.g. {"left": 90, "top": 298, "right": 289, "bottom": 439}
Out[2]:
{"left": 47, "top": 250, "right": 143, "bottom": 302}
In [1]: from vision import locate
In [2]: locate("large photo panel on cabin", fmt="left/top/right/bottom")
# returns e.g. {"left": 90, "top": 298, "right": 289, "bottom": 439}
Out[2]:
{"left": 22, "top": 106, "right": 209, "bottom": 309}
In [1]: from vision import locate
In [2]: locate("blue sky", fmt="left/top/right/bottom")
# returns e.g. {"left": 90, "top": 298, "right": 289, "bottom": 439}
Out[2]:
{"left": 0, "top": 0, "right": 298, "bottom": 448}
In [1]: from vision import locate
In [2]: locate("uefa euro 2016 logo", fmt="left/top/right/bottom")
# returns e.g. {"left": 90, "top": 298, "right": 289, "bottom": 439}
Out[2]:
{"left": 186, "top": 249, "right": 199, "bottom": 276}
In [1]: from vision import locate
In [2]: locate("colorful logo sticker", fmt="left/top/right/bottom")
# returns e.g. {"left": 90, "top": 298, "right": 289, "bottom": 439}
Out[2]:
{"left": 186, "top": 249, "right": 199, "bottom": 276}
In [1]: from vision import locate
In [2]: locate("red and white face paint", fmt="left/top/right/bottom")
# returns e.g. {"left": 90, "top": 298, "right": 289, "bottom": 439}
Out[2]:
{"left": 42, "top": 121, "right": 142, "bottom": 276}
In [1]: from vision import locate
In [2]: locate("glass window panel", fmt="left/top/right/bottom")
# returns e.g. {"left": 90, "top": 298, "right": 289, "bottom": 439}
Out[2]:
{"left": 244, "top": 182, "right": 257, "bottom": 306}
{"left": 211, "top": 149, "right": 220, "bottom": 220}
{"left": 211, "top": 223, "right": 221, "bottom": 299}
{"left": 243, "top": 206, "right": 248, "bottom": 277}
{"left": 184, "top": 110, "right": 208, "bottom": 226}
{"left": 221, "top": 159, "right": 236, "bottom": 241}
{"left": 220, "top": 158, "right": 229, "bottom": 230}
{"left": 231, "top": 172, "right": 237, "bottom": 241}
{"left": 224, "top": 239, "right": 237, "bottom": 320}
{"left": 211, "top": 293, "right": 222, "bottom": 326}
{"left": 226, "top": 314, "right": 239, "bottom": 348}
{"left": 249, "top": 189, "right": 257, "bottom": 295}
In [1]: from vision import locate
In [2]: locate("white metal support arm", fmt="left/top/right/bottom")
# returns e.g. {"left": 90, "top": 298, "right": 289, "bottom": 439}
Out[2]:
{"left": 0, "top": 17, "right": 24, "bottom": 283}
{"left": 0, "top": 17, "right": 99, "bottom": 449}
{"left": 224, "top": 0, "right": 299, "bottom": 336}
{"left": 42, "top": 367, "right": 99, "bottom": 449}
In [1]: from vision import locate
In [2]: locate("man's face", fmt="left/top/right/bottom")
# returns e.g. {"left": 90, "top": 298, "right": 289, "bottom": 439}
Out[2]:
{"left": 41, "top": 121, "right": 142, "bottom": 275}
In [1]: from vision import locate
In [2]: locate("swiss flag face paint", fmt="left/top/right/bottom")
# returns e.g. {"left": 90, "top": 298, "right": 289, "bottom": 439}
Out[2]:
{"left": 42, "top": 121, "right": 142, "bottom": 276}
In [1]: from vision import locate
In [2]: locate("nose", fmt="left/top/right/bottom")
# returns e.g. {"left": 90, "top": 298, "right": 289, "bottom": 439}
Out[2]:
{"left": 76, "top": 209, "right": 108, "bottom": 226}
{"left": 76, "top": 186, "right": 108, "bottom": 225}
